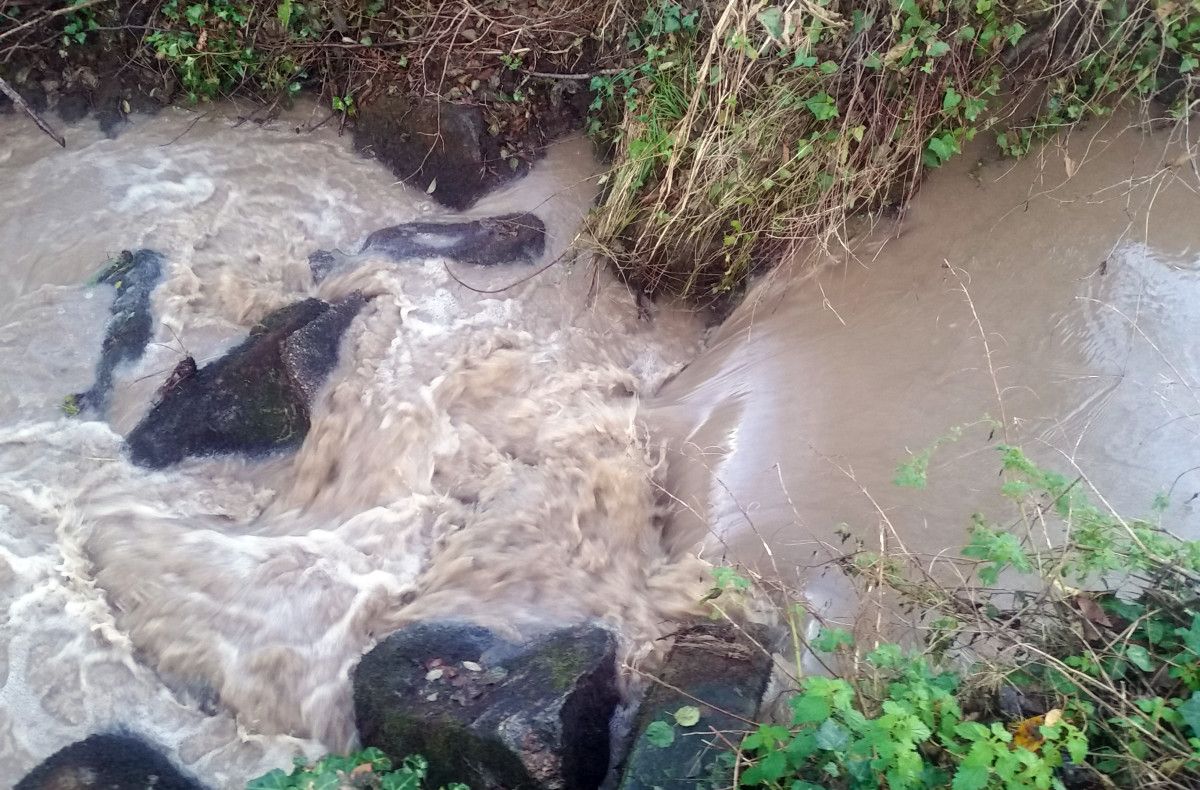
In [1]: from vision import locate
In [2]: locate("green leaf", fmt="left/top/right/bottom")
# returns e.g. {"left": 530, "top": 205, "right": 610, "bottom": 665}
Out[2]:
{"left": 803, "top": 93, "right": 838, "bottom": 121}
{"left": 815, "top": 719, "right": 851, "bottom": 751}
{"left": 741, "top": 749, "right": 788, "bottom": 785}
{"left": 673, "top": 705, "right": 701, "bottom": 727}
{"left": 1003, "top": 22, "right": 1026, "bottom": 46}
{"left": 894, "top": 450, "right": 931, "bottom": 488}
{"left": 1177, "top": 692, "right": 1200, "bottom": 737}
{"left": 1126, "top": 644, "right": 1153, "bottom": 672}
{"left": 926, "top": 40, "right": 950, "bottom": 57}
{"left": 1182, "top": 56, "right": 1199, "bottom": 73}
{"left": 813, "top": 627, "right": 854, "bottom": 652}
{"left": 791, "top": 693, "right": 832, "bottom": 724}
{"left": 757, "top": 7, "right": 784, "bottom": 39}
{"left": 943, "top": 87, "right": 962, "bottom": 111}
{"left": 645, "top": 720, "right": 675, "bottom": 747}
{"left": 277, "top": 0, "right": 293, "bottom": 29}
{"left": 863, "top": 51, "right": 883, "bottom": 69}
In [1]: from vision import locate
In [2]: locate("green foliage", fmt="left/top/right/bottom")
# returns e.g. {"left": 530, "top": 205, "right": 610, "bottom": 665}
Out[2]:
{"left": 146, "top": 0, "right": 308, "bottom": 101}
{"left": 645, "top": 719, "right": 676, "bottom": 747}
{"left": 246, "top": 749, "right": 469, "bottom": 790}
{"left": 739, "top": 642, "right": 1089, "bottom": 789}
{"left": 732, "top": 443, "right": 1200, "bottom": 788}
{"left": 1014, "top": 0, "right": 1200, "bottom": 143}
{"left": 61, "top": 0, "right": 100, "bottom": 47}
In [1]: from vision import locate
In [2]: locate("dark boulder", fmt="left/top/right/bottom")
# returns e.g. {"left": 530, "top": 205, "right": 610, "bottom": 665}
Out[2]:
{"left": 618, "top": 622, "right": 773, "bottom": 789}
{"left": 16, "top": 733, "right": 205, "bottom": 790}
{"left": 354, "top": 621, "right": 620, "bottom": 790}
{"left": 125, "top": 293, "right": 366, "bottom": 468}
{"left": 69, "top": 249, "right": 164, "bottom": 417}
{"left": 353, "top": 97, "right": 526, "bottom": 210}
{"left": 310, "top": 213, "right": 546, "bottom": 282}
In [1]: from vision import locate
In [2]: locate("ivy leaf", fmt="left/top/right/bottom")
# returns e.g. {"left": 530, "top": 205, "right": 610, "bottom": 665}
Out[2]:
{"left": 926, "top": 40, "right": 951, "bottom": 57}
{"left": 804, "top": 93, "right": 839, "bottom": 121}
{"left": 673, "top": 705, "right": 701, "bottom": 727}
{"left": 757, "top": 7, "right": 784, "bottom": 39}
{"left": 1177, "top": 692, "right": 1200, "bottom": 737}
{"left": 1126, "top": 644, "right": 1154, "bottom": 672}
{"left": 645, "top": 720, "right": 675, "bottom": 747}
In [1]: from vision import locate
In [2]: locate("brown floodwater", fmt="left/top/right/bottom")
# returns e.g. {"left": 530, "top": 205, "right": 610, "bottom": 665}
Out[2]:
{"left": 649, "top": 112, "right": 1200, "bottom": 625}
{"left": 1, "top": 101, "right": 1198, "bottom": 787}
{"left": 0, "top": 106, "right": 706, "bottom": 785}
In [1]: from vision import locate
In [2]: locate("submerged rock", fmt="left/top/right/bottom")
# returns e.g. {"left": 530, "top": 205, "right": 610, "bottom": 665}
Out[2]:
{"left": 354, "top": 97, "right": 526, "bottom": 210}
{"left": 618, "top": 622, "right": 772, "bottom": 789}
{"left": 126, "top": 293, "right": 366, "bottom": 468}
{"left": 15, "top": 733, "right": 205, "bottom": 790}
{"left": 69, "top": 249, "right": 163, "bottom": 417}
{"left": 310, "top": 213, "right": 546, "bottom": 282}
{"left": 354, "top": 621, "right": 619, "bottom": 790}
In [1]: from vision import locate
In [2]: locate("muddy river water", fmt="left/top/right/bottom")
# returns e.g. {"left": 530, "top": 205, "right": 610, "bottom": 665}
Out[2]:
{"left": 0, "top": 105, "right": 1197, "bottom": 785}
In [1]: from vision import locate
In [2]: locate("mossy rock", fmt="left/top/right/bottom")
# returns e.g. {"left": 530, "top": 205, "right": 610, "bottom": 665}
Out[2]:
{"left": 15, "top": 733, "right": 204, "bottom": 790}
{"left": 354, "top": 621, "right": 619, "bottom": 790}
{"left": 125, "top": 293, "right": 366, "bottom": 468}
{"left": 618, "top": 622, "right": 773, "bottom": 790}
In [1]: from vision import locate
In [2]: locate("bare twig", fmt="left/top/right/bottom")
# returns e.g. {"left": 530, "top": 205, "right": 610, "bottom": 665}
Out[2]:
{"left": 0, "top": 75, "right": 65, "bottom": 147}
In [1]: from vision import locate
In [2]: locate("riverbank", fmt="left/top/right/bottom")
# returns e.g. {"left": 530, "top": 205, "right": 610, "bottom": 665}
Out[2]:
{"left": 4, "top": 0, "right": 1198, "bottom": 306}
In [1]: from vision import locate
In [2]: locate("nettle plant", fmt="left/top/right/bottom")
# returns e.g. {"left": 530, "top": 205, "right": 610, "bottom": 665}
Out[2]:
{"left": 723, "top": 443, "right": 1200, "bottom": 788}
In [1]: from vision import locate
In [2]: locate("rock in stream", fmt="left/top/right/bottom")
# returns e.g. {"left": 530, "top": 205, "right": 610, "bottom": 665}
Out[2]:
{"left": 618, "top": 622, "right": 773, "bottom": 789}
{"left": 68, "top": 249, "right": 163, "bottom": 417}
{"left": 354, "top": 97, "right": 526, "bottom": 210}
{"left": 126, "top": 293, "right": 366, "bottom": 468}
{"left": 354, "top": 621, "right": 619, "bottom": 790}
{"left": 15, "top": 733, "right": 205, "bottom": 790}
{"left": 309, "top": 213, "right": 546, "bottom": 282}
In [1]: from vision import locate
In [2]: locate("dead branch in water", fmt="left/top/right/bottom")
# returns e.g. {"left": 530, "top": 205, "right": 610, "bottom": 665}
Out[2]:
{"left": 0, "top": 75, "right": 65, "bottom": 147}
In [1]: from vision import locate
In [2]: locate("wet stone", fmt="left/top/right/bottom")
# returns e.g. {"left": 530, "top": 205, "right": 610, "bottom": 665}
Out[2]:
{"left": 125, "top": 293, "right": 366, "bottom": 468}
{"left": 310, "top": 213, "right": 546, "bottom": 282}
{"left": 618, "top": 622, "right": 773, "bottom": 790}
{"left": 354, "top": 621, "right": 619, "bottom": 790}
{"left": 353, "top": 97, "right": 526, "bottom": 210}
{"left": 70, "top": 249, "right": 163, "bottom": 417}
{"left": 15, "top": 733, "right": 205, "bottom": 790}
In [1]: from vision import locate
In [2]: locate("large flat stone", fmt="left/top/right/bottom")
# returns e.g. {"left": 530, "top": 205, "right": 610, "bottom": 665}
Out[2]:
{"left": 310, "top": 213, "right": 546, "bottom": 282}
